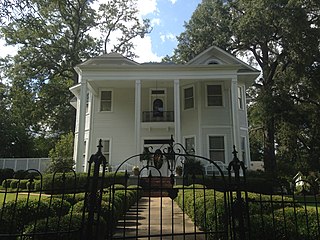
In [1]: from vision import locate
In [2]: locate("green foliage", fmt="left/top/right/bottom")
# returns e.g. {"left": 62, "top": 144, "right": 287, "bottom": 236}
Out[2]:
{"left": 0, "top": 168, "right": 14, "bottom": 184}
{"left": 23, "top": 213, "right": 83, "bottom": 240}
{"left": 41, "top": 172, "right": 87, "bottom": 194}
{"left": 169, "top": 0, "right": 320, "bottom": 177}
{"left": 1, "top": 199, "right": 54, "bottom": 233}
{"left": 48, "top": 132, "right": 74, "bottom": 173}
{"left": 0, "top": 0, "right": 152, "bottom": 151}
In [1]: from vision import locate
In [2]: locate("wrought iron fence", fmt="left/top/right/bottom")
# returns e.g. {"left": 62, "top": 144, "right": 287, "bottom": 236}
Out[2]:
{"left": 0, "top": 141, "right": 319, "bottom": 240}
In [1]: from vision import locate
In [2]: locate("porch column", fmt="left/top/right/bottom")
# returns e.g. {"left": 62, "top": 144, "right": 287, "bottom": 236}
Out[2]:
{"left": 231, "top": 77, "right": 241, "bottom": 156}
{"left": 174, "top": 79, "right": 181, "bottom": 144}
{"left": 76, "top": 76, "right": 87, "bottom": 172}
{"left": 135, "top": 80, "right": 141, "bottom": 159}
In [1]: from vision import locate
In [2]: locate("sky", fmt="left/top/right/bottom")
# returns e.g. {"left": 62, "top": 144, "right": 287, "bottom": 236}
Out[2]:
{"left": 0, "top": 0, "right": 202, "bottom": 63}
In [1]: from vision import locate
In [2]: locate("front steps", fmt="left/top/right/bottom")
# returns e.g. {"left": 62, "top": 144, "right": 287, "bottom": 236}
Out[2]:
{"left": 139, "top": 177, "right": 174, "bottom": 197}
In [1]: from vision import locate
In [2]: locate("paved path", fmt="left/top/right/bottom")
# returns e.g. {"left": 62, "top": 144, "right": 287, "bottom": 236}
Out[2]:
{"left": 113, "top": 197, "right": 205, "bottom": 239}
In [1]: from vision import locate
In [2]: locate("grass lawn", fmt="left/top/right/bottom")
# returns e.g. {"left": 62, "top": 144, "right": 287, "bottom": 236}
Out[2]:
{"left": 0, "top": 192, "right": 49, "bottom": 204}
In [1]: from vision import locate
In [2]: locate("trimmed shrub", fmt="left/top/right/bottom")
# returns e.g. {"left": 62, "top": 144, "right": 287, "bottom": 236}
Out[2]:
{"left": 0, "top": 168, "right": 14, "bottom": 184}
{"left": 2, "top": 178, "right": 14, "bottom": 188}
{"left": 23, "top": 213, "right": 83, "bottom": 240}
{"left": 42, "top": 198, "right": 72, "bottom": 217}
{"left": 10, "top": 179, "right": 20, "bottom": 189}
{"left": 19, "top": 179, "right": 30, "bottom": 190}
{"left": 1, "top": 199, "right": 54, "bottom": 233}
{"left": 41, "top": 172, "right": 87, "bottom": 194}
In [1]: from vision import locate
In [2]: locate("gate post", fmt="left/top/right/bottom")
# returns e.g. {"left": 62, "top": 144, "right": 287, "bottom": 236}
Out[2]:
{"left": 228, "top": 146, "right": 248, "bottom": 240}
{"left": 83, "top": 140, "right": 107, "bottom": 240}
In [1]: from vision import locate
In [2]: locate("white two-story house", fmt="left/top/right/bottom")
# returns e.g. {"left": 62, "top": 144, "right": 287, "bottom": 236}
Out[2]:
{"left": 70, "top": 46, "right": 259, "bottom": 174}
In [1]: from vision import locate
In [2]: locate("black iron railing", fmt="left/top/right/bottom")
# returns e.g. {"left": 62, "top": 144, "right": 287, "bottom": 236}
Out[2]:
{"left": 142, "top": 111, "right": 174, "bottom": 122}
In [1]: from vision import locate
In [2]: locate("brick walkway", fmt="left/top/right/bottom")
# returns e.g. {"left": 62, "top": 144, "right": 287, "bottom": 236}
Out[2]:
{"left": 113, "top": 197, "right": 205, "bottom": 239}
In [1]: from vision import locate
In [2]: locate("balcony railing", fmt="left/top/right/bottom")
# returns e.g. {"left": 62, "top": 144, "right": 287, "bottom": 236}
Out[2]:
{"left": 142, "top": 111, "right": 174, "bottom": 122}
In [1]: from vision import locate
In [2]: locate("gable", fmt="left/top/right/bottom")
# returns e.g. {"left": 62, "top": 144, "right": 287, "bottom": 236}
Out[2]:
{"left": 187, "top": 46, "right": 258, "bottom": 72}
{"left": 77, "top": 52, "right": 139, "bottom": 68}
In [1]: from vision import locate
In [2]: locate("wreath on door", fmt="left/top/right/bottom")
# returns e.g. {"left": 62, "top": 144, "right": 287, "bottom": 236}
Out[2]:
{"left": 153, "top": 149, "right": 163, "bottom": 170}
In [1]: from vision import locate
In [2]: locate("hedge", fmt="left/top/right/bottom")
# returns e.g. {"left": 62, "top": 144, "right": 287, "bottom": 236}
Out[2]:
{"left": 23, "top": 213, "right": 84, "bottom": 240}
{"left": 175, "top": 184, "right": 319, "bottom": 240}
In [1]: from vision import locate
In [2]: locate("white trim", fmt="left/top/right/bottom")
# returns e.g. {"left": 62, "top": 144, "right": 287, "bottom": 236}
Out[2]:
{"left": 207, "top": 134, "right": 227, "bottom": 163}
{"left": 99, "top": 89, "right": 114, "bottom": 112}
{"left": 149, "top": 87, "right": 167, "bottom": 111}
{"left": 202, "top": 125, "right": 232, "bottom": 129}
{"left": 182, "top": 84, "right": 195, "bottom": 110}
{"left": 174, "top": 79, "right": 181, "bottom": 144}
{"left": 238, "top": 85, "right": 245, "bottom": 110}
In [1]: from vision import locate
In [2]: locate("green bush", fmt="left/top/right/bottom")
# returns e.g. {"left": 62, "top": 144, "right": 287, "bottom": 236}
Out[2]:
{"left": 0, "top": 168, "right": 14, "bottom": 184}
{"left": 2, "top": 178, "right": 14, "bottom": 188}
{"left": 1, "top": 199, "right": 55, "bottom": 233}
{"left": 23, "top": 213, "right": 83, "bottom": 240}
{"left": 42, "top": 198, "right": 71, "bottom": 217}
{"left": 19, "top": 179, "right": 30, "bottom": 189}
{"left": 250, "top": 207, "right": 320, "bottom": 240}
{"left": 10, "top": 179, "right": 20, "bottom": 189}
{"left": 41, "top": 172, "right": 87, "bottom": 194}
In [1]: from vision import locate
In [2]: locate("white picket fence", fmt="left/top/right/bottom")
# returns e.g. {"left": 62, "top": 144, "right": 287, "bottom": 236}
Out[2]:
{"left": 0, "top": 158, "right": 50, "bottom": 173}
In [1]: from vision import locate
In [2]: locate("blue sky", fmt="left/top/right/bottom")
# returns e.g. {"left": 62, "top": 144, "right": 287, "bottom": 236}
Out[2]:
{"left": 132, "top": 0, "right": 201, "bottom": 62}
{"left": 0, "top": 0, "right": 202, "bottom": 63}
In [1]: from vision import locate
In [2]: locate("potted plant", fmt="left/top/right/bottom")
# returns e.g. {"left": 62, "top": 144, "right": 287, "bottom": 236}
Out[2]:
{"left": 132, "top": 166, "right": 140, "bottom": 176}
{"left": 175, "top": 165, "right": 183, "bottom": 176}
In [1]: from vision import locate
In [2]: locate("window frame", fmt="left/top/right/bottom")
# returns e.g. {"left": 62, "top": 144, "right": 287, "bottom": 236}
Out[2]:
{"left": 183, "top": 85, "right": 195, "bottom": 110}
{"left": 208, "top": 135, "right": 226, "bottom": 163}
{"left": 183, "top": 135, "right": 196, "bottom": 154}
{"left": 99, "top": 138, "right": 112, "bottom": 165}
{"left": 205, "top": 84, "right": 223, "bottom": 107}
{"left": 238, "top": 86, "right": 244, "bottom": 110}
{"left": 99, "top": 89, "right": 113, "bottom": 112}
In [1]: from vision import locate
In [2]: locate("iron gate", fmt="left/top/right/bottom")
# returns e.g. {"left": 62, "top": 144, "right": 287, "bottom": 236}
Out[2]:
{"left": 82, "top": 137, "right": 249, "bottom": 239}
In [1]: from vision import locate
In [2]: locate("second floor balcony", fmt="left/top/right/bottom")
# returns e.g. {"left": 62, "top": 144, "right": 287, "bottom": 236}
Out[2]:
{"left": 142, "top": 111, "right": 174, "bottom": 122}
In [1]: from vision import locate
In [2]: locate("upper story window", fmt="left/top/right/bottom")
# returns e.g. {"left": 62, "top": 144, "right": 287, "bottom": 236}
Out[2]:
{"left": 206, "top": 84, "right": 223, "bottom": 106}
{"left": 206, "top": 58, "right": 222, "bottom": 65}
{"left": 238, "top": 86, "right": 244, "bottom": 110}
{"left": 100, "top": 90, "right": 112, "bottom": 112}
{"left": 184, "top": 86, "right": 194, "bottom": 110}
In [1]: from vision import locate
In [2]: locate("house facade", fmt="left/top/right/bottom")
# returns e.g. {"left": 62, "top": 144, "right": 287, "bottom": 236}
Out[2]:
{"left": 70, "top": 46, "right": 259, "bottom": 174}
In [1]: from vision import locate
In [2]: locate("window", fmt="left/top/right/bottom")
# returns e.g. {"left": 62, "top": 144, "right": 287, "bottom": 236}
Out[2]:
{"left": 209, "top": 136, "right": 225, "bottom": 163}
{"left": 153, "top": 99, "right": 164, "bottom": 117}
{"left": 184, "top": 87, "right": 194, "bottom": 110}
{"left": 207, "top": 85, "right": 222, "bottom": 106}
{"left": 185, "top": 137, "right": 195, "bottom": 154}
{"left": 238, "top": 86, "right": 244, "bottom": 110}
{"left": 100, "top": 90, "right": 112, "bottom": 112}
{"left": 86, "top": 93, "right": 89, "bottom": 113}
{"left": 101, "top": 140, "right": 110, "bottom": 162}
{"left": 241, "top": 137, "right": 246, "bottom": 164}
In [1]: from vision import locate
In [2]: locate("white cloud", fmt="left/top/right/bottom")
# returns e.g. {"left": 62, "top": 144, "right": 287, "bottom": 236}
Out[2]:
{"left": 169, "top": 0, "right": 178, "bottom": 4}
{"left": 159, "top": 33, "right": 176, "bottom": 43}
{"left": 150, "top": 18, "right": 161, "bottom": 27}
{"left": 132, "top": 36, "right": 162, "bottom": 63}
{"left": 136, "top": 0, "right": 158, "bottom": 16}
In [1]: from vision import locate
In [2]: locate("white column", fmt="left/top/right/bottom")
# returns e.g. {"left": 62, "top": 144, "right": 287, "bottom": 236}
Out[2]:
{"left": 231, "top": 78, "right": 241, "bottom": 155}
{"left": 174, "top": 79, "right": 181, "bottom": 144}
{"left": 75, "top": 77, "right": 87, "bottom": 172}
{"left": 135, "top": 80, "right": 141, "bottom": 158}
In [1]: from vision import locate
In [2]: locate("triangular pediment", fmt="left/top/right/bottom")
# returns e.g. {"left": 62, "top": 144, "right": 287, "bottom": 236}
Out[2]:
{"left": 78, "top": 52, "right": 139, "bottom": 67}
{"left": 187, "top": 46, "right": 258, "bottom": 72}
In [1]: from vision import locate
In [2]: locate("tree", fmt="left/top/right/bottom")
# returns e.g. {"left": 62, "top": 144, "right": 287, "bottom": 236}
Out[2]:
{"left": 97, "top": 0, "right": 151, "bottom": 58}
{"left": 169, "top": 0, "right": 320, "bottom": 176}
{"left": 48, "top": 132, "right": 74, "bottom": 172}
{"left": 0, "top": 0, "right": 151, "bottom": 157}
